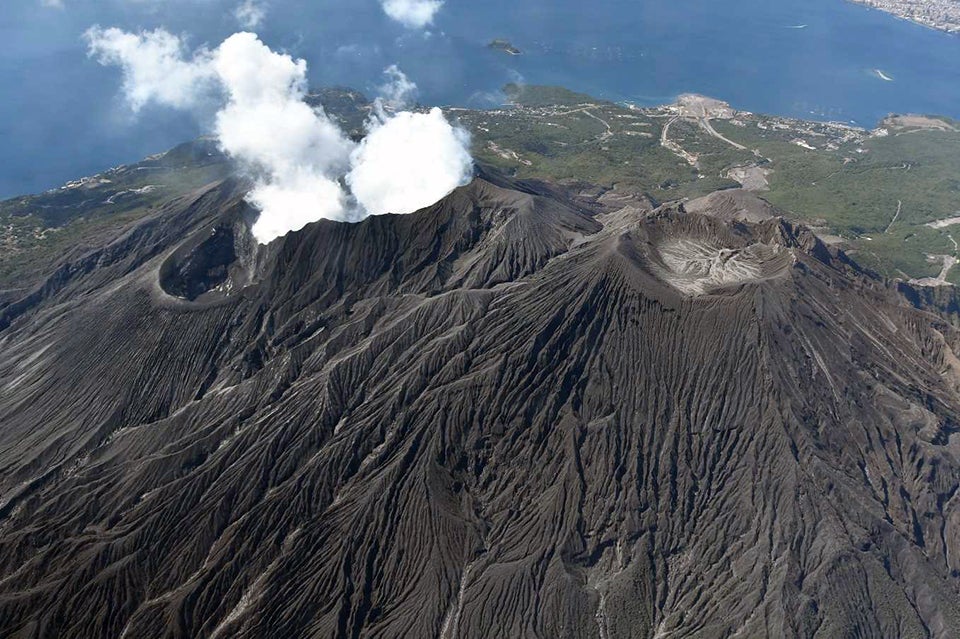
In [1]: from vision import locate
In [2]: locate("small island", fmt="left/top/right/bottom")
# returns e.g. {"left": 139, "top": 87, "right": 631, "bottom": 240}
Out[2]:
{"left": 488, "top": 39, "right": 522, "bottom": 56}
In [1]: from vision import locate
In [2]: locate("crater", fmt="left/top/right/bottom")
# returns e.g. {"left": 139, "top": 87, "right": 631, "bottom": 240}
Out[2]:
{"left": 159, "top": 214, "right": 259, "bottom": 303}
{"left": 651, "top": 237, "right": 793, "bottom": 295}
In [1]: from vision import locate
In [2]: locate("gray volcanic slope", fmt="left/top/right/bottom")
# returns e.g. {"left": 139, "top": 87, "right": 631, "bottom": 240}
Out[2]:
{"left": 2, "top": 174, "right": 960, "bottom": 638}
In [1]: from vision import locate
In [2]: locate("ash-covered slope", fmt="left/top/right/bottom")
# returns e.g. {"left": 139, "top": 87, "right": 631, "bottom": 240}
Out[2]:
{"left": 2, "top": 175, "right": 960, "bottom": 638}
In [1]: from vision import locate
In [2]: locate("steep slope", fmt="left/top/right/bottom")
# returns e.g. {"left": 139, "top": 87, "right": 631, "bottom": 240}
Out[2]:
{"left": 1, "top": 176, "right": 960, "bottom": 638}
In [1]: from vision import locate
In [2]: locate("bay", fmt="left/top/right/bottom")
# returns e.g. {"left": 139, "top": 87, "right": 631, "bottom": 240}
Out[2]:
{"left": 2, "top": 0, "right": 959, "bottom": 198}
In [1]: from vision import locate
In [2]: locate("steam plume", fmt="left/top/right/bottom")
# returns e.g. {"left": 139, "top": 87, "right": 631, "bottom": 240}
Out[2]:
{"left": 377, "top": 65, "right": 418, "bottom": 109}
{"left": 85, "top": 28, "right": 474, "bottom": 243}
{"left": 212, "top": 33, "right": 356, "bottom": 240}
{"left": 85, "top": 27, "right": 215, "bottom": 112}
{"left": 348, "top": 109, "right": 472, "bottom": 217}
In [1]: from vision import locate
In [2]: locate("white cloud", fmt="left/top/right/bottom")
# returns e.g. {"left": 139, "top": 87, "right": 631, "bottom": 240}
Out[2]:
{"left": 40, "top": 0, "right": 65, "bottom": 8}
{"left": 88, "top": 29, "right": 472, "bottom": 242}
{"left": 380, "top": 0, "right": 444, "bottom": 28}
{"left": 234, "top": 0, "right": 266, "bottom": 29}
{"left": 347, "top": 107, "right": 472, "bottom": 217}
{"left": 84, "top": 27, "right": 215, "bottom": 112}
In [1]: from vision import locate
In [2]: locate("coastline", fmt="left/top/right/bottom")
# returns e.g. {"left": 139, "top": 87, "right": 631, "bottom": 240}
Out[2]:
{"left": 846, "top": 0, "right": 960, "bottom": 35}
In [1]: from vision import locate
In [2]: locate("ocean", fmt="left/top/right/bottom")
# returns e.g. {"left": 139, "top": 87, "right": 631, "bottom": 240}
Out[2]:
{"left": 2, "top": 0, "right": 959, "bottom": 198}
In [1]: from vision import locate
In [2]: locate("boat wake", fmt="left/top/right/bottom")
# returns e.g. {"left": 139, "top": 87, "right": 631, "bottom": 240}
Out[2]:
{"left": 874, "top": 69, "right": 894, "bottom": 81}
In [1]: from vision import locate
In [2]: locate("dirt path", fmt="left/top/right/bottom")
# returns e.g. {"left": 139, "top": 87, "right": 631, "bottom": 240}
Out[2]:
{"left": 926, "top": 215, "right": 960, "bottom": 230}
{"left": 582, "top": 109, "right": 613, "bottom": 140}
{"left": 911, "top": 255, "right": 958, "bottom": 286}
{"left": 938, "top": 256, "right": 957, "bottom": 282}
{"left": 660, "top": 116, "right": 676, "bottom": 146}
{"left": 556, "top": 106, "right": 613, "bottom": 142}
{"left": 659, "top": 117, "right": 699, "bottom": 167}
{"left": 698, "top": 117, "right": 747, "bottom": 150}
{"left": 885, "top": 200, "right": 902, "bottom": 234}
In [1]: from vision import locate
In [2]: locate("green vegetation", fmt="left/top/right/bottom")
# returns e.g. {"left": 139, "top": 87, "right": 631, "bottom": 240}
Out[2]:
{"left": 458, "top": 91, "right": 742, "bottom": 202}
{"left": 460, "top": 86, "right": 960, "bottom": 282}
{"left": 0, "top": 206, "right": 155, "bottom": 286}
{"left": 502, "top": 84, "right": 604, "bottom": 107}
{"left": 708, "top": 117, "right": 960, "bottom": 279}
{"left": 0, "top": 140, "right": 229, "bottom": 290}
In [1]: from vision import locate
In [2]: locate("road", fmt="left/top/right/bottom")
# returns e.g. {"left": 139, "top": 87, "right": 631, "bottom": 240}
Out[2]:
{"left": 698, "top": 117, "right": 747, "bottom": 150}
{"left": 659, "top": 116, "right": 699, "bottom": 167}
{"left": 556, "top": 106, "right": 613, "bottom": 142}
{"left": 884, "top": 200, "right": 902, "bottom": 234}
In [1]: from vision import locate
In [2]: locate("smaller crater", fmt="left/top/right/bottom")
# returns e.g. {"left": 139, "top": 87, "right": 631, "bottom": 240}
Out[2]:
{"left": 652, "top": 237, "right": 793, "bottom": 295}
{"left": 159, "top": 217, "right": 259, "bottom": 302}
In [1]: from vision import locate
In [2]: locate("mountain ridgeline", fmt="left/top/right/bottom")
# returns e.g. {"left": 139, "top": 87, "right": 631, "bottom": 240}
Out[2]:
{"left": 3, "top": 169, "right": 960, "bottom": 638}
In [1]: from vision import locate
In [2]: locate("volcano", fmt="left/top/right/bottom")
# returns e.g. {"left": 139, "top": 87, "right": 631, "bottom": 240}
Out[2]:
{"left": 2, "top": 174, "right": 960, "bottom": 638}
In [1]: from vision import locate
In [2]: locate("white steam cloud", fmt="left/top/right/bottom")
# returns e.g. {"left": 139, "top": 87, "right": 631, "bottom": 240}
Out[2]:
{"left": 380, "top": 0, "right": 444, "bottom": 28}
{"left": 348, "top": 109, "right": 472, "bottom": 217}
{"left": 345, "top": 67, "right": 472, "bottom": 217}
{"left": 85, "top": 28, "right": 473, "bottom": 243}
{"left": 212, "top": 33, "right": 356, "bottom": 240}
{"left": 86, "top": 27, "right": 215, "bottom": 112}
{"left": 377, "top": 64, "right": 418, "bottom": 109}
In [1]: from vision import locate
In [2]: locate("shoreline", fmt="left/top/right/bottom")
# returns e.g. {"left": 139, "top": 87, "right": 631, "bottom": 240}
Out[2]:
{"left": 476, "top": 85, "right": 903, "bottom": 133}
{"left": 847, "top": 0, "right": 960, "bottom": 36}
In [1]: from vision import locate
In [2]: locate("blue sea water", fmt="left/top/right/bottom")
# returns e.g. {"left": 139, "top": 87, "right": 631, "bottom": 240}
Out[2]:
{"left": 2, "top": 0, "right": 959, "bottom": 198}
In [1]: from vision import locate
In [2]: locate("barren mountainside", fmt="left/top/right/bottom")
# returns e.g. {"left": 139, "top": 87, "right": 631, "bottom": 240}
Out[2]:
{"left": 3, "top": 173, "right": 960, "bottom": 638}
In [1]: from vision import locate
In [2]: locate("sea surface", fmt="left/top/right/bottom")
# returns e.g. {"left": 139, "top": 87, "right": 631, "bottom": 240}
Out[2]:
{"left": 2, "top": 0, "right": 960, "bottom": 198}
